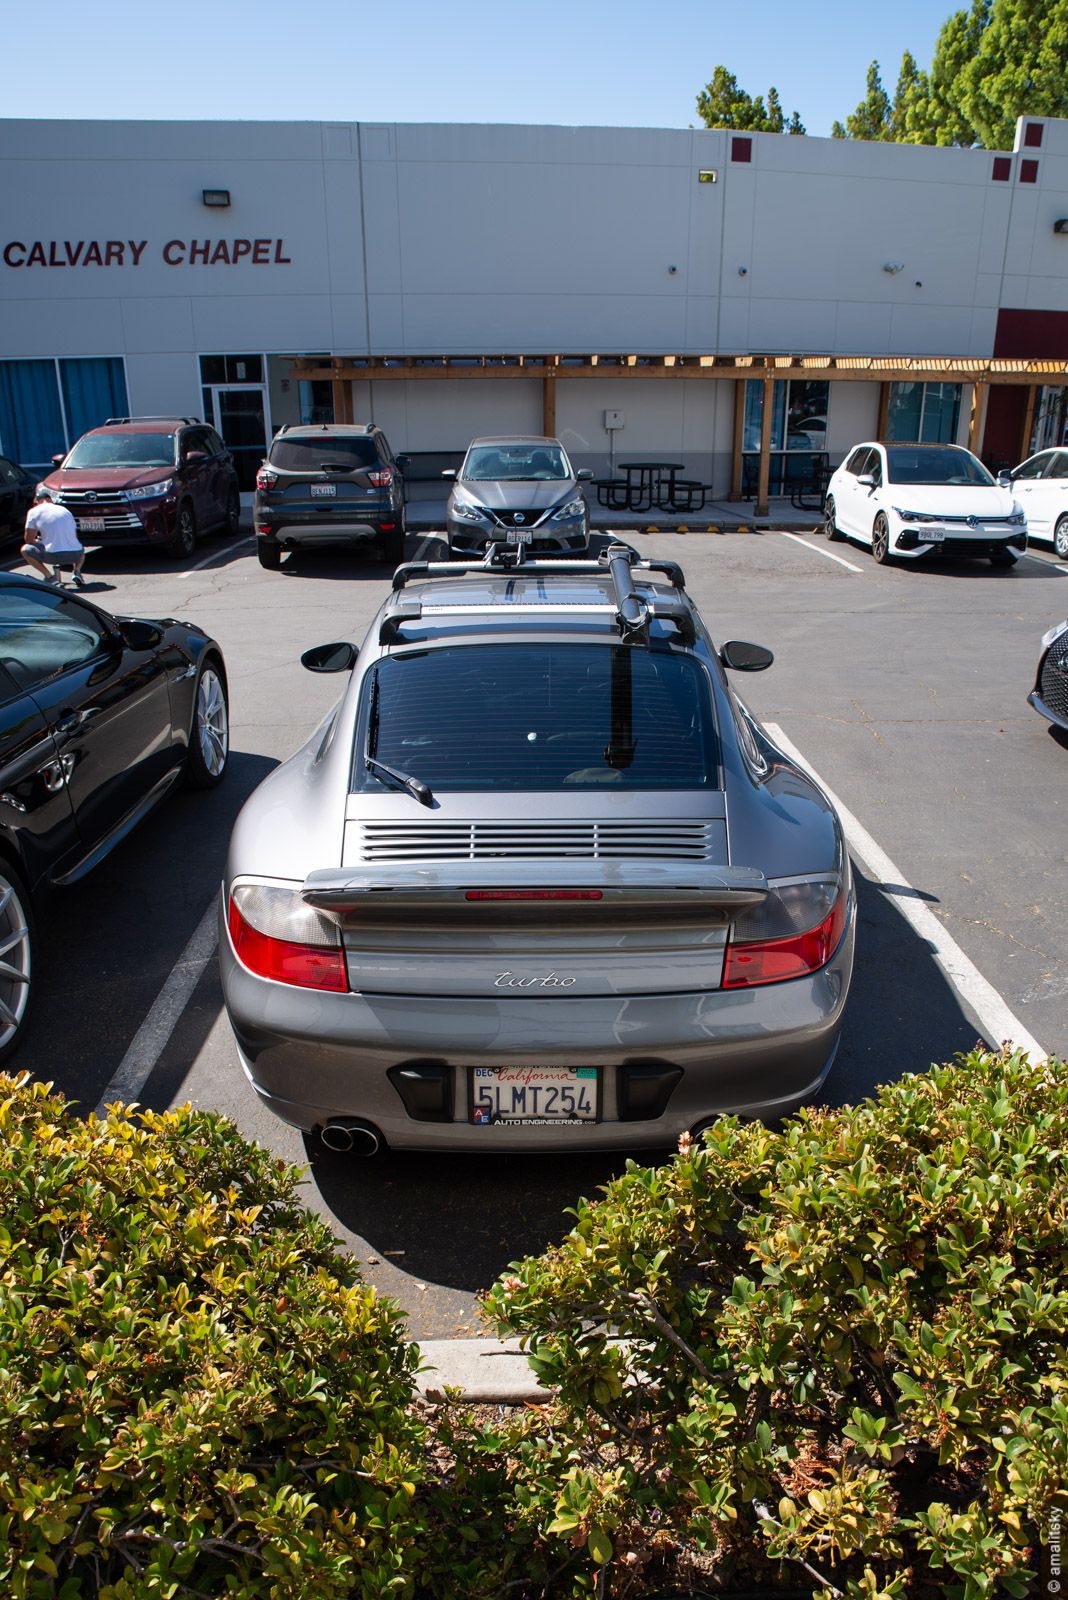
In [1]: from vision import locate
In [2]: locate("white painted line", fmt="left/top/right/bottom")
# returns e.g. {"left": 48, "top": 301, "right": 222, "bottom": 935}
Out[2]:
{"left": 178, "top": 536, "right": 254, "bottom": 576}
{"left": 1019, "top": 550, "right": 1068, "bottom": 576}
{"left": 411, "top": 534, "right": 437, "bottom": 562}
{"left": 778, "top": 531, "right": 864, "bottom": 572}
{"left": 95, "top": 898, "right": 219, "bottom": 1112}
{"left": 764, "top": 722, "right": 1047, "bottom": 1062}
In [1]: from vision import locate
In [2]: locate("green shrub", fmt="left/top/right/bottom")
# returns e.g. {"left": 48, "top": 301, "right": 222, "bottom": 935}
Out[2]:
{"left": 484, "top": 1048, "right": 1068, "bottom": 1598}
{"left": 0, "top": 1075, "right": 512, "bottom": 1600}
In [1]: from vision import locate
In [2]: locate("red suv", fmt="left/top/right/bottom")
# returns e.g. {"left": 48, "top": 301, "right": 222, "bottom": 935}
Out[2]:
{"left": 43, "top": 417, "right": 241, "bottom": 560}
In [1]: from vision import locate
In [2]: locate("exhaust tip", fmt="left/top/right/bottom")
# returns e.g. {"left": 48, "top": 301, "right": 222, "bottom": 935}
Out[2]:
{"left": 319, "top": 1119, "right": 381, "bottom": 1156}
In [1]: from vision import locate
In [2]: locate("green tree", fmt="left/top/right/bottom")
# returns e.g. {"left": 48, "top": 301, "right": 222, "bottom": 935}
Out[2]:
{"left": 892, "top": 49, "right": 935, "bottom": 143}
{"left": 844, "top": 60, "right": 895, "bottom": 140}
{"left": 695, "top": 66, "right": 805, "bottom": 134}
{"left": 959, "top": 0, "right": 1068, "bottom": 147}
{"left": 925, "top": 0, "right": 991, "bottom": 144}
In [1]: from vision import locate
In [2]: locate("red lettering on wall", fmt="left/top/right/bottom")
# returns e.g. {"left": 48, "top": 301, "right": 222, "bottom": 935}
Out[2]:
{"left": 252, "top": 238, "right": 270, "bottom": 263}
{"left": 83, "top": 242, "right": 103, "bottom": 266}
{"left": 47, "top": 242, "right": 65, "bottom": 267}
{"left": 104, "top": 241, "right": 124, "bottom": 265}
{"left": 26, "top": 242, "right": 46, "bottom": 266}
{"left": 273, "top": 240, "right": 292, "bottom": 264}
{"left": 188, "top": 240, "right": 210, "bottom": 264}
{"left": 65, "top": 241, "right": 85, "bottom": 265}
{"left": 129, "top": 240, "right": 147, "bottom": 265}
{"left": 163, "top": 240, "right": 185, "bottom": 264}
{"left": 209, "top": 240, "right": 231, "bottom": 265}
{"left": 3, "top": 242, "right": 26, "bottom": 267}
{"left": 231, "top": 238, "right": 252, "bottom": 262}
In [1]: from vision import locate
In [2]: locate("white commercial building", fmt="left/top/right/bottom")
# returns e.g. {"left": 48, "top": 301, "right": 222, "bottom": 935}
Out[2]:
{"left": 2, "top": 114, "right": 1067, "bottom": 504}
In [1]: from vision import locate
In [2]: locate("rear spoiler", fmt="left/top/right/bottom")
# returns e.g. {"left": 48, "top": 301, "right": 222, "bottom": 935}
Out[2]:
{"left": 302, "top": 860, "right": 768, "bottom": 913}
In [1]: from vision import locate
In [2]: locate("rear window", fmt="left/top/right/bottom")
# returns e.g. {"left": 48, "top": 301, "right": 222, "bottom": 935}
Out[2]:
{"left": 354, "top": 643, "right": 718, "bottom": 793}
{"left": 269, "top": 436, "right": 380, "bottom": 472}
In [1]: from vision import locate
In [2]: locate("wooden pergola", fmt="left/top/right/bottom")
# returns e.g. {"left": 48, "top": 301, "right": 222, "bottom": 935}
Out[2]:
{"left": 288, "top": 352, "right": 1068, "bottom": 516}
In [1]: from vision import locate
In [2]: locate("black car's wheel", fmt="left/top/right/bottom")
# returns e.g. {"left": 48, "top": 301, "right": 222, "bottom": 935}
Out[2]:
{"left": 989, "top": 548, "right": 1018, "bottom": 567}
{"left": 0, "top": 862, "right": 33, "bottom": 1065}
{"left": 1054, "top": 515, "right": 1068, "bottom": 561}
{"left": 823, "top": 495, "right": 843, "bottom": 541}
{"left": 169, "top": 502, "right": 197, "bottom": 561}
{"left": 184, "top": 660, "right": 229, "bottom": 789}
{"left": 871, "top": 513, "right": 892, "bottom": 564}
{"left": 224, "top": 486, "right": 241, "bottom": 538}
{"left": 257, "top": 542, "right": 282, "bottom": 570}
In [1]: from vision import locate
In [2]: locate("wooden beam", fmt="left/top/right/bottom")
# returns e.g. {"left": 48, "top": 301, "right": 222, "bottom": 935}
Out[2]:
{"left": 331, "top": 378, "right": 347, "bottom": 424}
{"left": 542, "top": 371, "right": 556, "bottom": 438}
{"left": 730, "top": 379, "right": 746, "bottom": 500}
{"left": 755, "top": 373, "right": 774, "bottom": 517}
{"left": 1020, "top": 385, "right": 1038, "bottom": 459}
{"left": 876, "top": 382, "right": 890, "bottom": 441}
{"left": 968, "top": 382, "right": 986, "bottom": 454}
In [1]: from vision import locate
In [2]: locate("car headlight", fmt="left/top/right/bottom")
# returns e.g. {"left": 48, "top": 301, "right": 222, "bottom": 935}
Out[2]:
{"left": 891, "top": 507, "right": 931, "bottom": 523}
{"left": 125, "top": 479, "right": 174, "bottom": 501}
{"left": 1007, "top": 510, "right": 1025, "bottom": 525}
{"left": 551, "top": 498, "right": 586, "bottom": 522}
{"left": 452, "top": 497, "right": 488, "bottom": 522}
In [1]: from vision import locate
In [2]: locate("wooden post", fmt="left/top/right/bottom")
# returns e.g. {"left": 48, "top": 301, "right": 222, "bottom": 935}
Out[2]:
{"left": 331, "top": 378, "right": 346, "bottom": 425}
{"left": 967, "top": 382, "right": 986, "bottom": 455}
{"left": 1020, "top": 385, "right": 1038, "bottom": 460}
{"left": 730, "top": 379, "right": 745, "bottom": 500}
{"left": 755, "top": 372, "right": 774, "bottom": 517}
{"left": 876, "top": 382, "right": 891, "bottom": 440}
{"left": 542, "top": 370, "right": 556, "bottom": 438}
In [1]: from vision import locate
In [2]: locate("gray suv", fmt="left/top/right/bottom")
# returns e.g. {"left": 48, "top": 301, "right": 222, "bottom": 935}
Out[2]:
{"left": 253, "top": 423, "right": 407, "bottom": 570}
{"left": 220, "top": 546, "right": 855, "bottom": 1155}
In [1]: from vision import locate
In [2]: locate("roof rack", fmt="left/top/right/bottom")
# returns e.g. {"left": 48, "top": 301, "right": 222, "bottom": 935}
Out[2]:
{"left": 103, "top": 416, "right": 200, "bottom": 426}
{"left": 386, "top": 543, "right": 694, "bottom": 645}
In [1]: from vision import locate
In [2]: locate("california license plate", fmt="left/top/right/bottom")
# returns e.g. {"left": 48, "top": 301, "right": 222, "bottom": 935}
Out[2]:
{"left": 470, "top": 1066, "right": 599, "bottom": 1124}
{"left": 919, "top": 527, "right": 944, "bottom": 541}
{"left": 79, "top": 517, "right": 106, "bottom": 532}
{"left": 507, "top": 528, "right": 533, "bottom": 544}
{"left": 310, "top": 483, "right": 336, "bottom": 497}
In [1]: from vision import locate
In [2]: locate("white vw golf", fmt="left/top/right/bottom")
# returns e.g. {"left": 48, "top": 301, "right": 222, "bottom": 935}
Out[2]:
{"left": 824, "top": 442, "right": 1027, "bottom": 567}
{"left": 999, "top": 448, "right": 1068, "bottom": 560}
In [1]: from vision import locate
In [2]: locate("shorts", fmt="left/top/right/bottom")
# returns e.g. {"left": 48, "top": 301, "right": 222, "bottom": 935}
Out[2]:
{"left": 22, "top": 541, "right": 81, "bottom": 562}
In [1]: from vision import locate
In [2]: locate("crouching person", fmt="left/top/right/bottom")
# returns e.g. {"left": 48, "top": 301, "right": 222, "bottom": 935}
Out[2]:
{"left": 22, "top": 484, "right": 86, "bottom": 588}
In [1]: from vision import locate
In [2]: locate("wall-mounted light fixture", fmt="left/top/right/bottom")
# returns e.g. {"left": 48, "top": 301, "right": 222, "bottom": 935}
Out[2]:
{"left": 882, "top": 261, "right": 905, "bottom": 273}
{"left": 201, "top": 189, "right": 231, "bottom": 208}
{"left": 698, "top": 169, "right": 718, "bottom": 183}
{"left": 1054, "top": 218, "right": 1068, "bottom": 234}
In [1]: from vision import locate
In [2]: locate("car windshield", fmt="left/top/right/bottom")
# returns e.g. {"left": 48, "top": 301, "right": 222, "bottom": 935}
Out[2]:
{"left": 63, "top": 433, "right": 176, "bottom": 469}
{"left": 884, "top": 447, "right": 994, "bottom": 486}
{"left": 463, "top": 445, "right": 569, "bottom": 481}
{"left": 353, "top": 643, "right": 718, "bottom": 792}
{"left": 269, "top": 436, "right": 380, "bottom": 471}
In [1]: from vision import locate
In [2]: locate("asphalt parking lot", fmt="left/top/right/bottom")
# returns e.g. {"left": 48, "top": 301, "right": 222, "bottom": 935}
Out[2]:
{"left": 12, "top": 523, "right": 1068, "bottom": 1337}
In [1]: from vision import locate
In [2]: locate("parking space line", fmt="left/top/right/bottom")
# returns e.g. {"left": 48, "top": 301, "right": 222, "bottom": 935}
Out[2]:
{"left": 765, "top": 723, "right": 1047, "bottom": 1062}
{"left": 1019, "top": 551, "right": 1068, "bottom": 577}
{"left": 778, "top": 532, "right": 864, "bottom": 572}
{"left": 182, "top": 535, "right": 254, "bottom": 573}
{"left": 94, "top": 898, "right": 219, "bottom": 1113}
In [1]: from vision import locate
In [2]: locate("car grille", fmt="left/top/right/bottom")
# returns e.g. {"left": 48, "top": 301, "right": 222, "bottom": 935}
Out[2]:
{"left": 1040, "top": 638, "right": 1068, "bottom": 722}
{"left": 355, "top": 821, "right": 718, "bottom": 861}
{"left": 937, "top": 514, "right": 1020, "bottom": 527}
{"left": 54, "top": 489, "right": 141, "bottom": 531}
{"left": 487, "top": 508, "right": 547, "bottom": 529}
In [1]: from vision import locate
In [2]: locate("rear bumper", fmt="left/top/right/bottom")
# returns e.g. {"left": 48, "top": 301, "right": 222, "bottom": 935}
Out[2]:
{"left": 256, "top": 521, "right": 389, "bottom": 547}
{"left": 220, "top": 896, "right": 855, "bottom": 1150}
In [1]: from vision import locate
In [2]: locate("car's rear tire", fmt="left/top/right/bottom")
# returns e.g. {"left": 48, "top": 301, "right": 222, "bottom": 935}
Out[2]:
{"left": 0, "top": 862, "right": 34, "bottom": 1066}
{"left": 380, "top": 515, "right": 405, "bottom": 567}
{"left": 169, "top": 502, "right": 196, "bottom": 561}
{"left": 257, "top": 542, "right": 282, "bottom": 570}
{"left": 224, "top": 486, "right": 241, "bottom": 538}
{"left": 823, "top": 495, "right": 843, "bottom": 541}
{"left": 1054, "top": 515, "right": 1068, "bottom": 561}
{"left": 989, "top": 548, "right": 1018, "bottom": 567}
{"left": 871, "top": 513, "right": 892, "bottom": 565}
{"left": 184, "top": 660, "right": 229, "bottom": 789}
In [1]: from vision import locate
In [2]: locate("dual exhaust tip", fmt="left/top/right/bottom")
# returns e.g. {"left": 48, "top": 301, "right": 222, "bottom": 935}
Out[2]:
{"left": 319, "top": 1118, "right": 381, "bottom": 1156}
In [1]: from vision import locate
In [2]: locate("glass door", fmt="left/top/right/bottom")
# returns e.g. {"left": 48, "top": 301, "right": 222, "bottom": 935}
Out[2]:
{"left": 207, "top": 385, "right": 270, "bottom": 496}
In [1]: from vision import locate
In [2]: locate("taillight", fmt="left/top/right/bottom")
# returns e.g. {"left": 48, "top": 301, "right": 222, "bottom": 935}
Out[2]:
{"left": 367, "top": 468, "right": 393, "bottom": 487}
{"left": 723, "top": 877, "right": 848, "bottom": 988}
{"left": 256, "top": 467, "right": 278, "bottom": 491}
{"left": 228, "top": 885, "right": 346, "bottom": 991}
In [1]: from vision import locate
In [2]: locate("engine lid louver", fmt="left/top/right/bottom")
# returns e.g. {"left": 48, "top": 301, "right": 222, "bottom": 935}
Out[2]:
{"left": 353, "top": 821, "right": 719, "bottom": 862}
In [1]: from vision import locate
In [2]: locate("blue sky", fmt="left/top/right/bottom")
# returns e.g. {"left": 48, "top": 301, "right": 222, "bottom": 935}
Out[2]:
{"left": 6, "top": 0, "right": 948, "bottom": 138}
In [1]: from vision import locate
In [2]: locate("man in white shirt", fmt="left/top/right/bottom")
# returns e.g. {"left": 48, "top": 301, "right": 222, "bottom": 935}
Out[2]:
{"left": 21, "top": 484, "right": 86, "bottom": 587}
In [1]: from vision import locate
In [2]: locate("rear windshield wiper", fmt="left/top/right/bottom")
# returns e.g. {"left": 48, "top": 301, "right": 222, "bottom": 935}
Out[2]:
{"left": 365, "top": 667, "right": 434, "bottom": 807}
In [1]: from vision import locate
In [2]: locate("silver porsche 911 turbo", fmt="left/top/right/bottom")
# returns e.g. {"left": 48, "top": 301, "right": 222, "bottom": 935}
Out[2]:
{"left": 220, "top": 545, "right": 855, "bottom": 1154}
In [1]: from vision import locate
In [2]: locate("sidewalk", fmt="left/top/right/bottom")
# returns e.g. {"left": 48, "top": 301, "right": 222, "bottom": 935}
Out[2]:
{"left": 405, "top": 492, "right": 823, "bottom": 536}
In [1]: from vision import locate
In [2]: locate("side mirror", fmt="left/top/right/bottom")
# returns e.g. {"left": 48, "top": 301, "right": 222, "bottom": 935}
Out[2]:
{"left": 575, "top": 468, "right": 594, "bottom": 481}
{"left": 301, "top": 641, "right": 357, "bottom": 674}
{"left": 184, "top": 450, "right": 207, "bottom": 463}
{"left": 720, "top": 639, "right": 774, "bottom": 672}
{"left": 857, "top": 473, "right": 877, "bottom": 489}
{"left": 51, "top": 453, "right": 66, "bottom": 469}
{"left": 997, "top": 471, "right": 1013, "bottom": 487}
{"left": 118, "top": 618, "right": 164, "bottom": 651}
{"left": 441, "top": 468, "right": 457, "bottom": 479}
{"left": 396, "top": 454, "right": 411, "bottom": 471}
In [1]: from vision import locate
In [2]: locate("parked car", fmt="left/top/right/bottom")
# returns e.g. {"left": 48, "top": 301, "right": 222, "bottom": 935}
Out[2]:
{"left": 1028, "top": 618, "right": 1068, "bottom": 733}
{"left": 998, "top": 447, "right": 1068, "bottom": 559}
{"left": 0, "top": 456, "right": 37, "bottom": 543}
{"left": 444, "top": 436, "right": 592, "bottom": 557}
{"left": 0, "top": 573, "right": 228, "bottom": 1061}
{"left": 220, "top": 545, "right": 855, "bottom": 1154}
{"left": 824, "top": 442, "right": 1026, "bottom": 565}
{"left": 253, "top": 423, "right": 407, "bottom": 570}
{"left": 42, "top": 417, "right": 240, "bottom": 561}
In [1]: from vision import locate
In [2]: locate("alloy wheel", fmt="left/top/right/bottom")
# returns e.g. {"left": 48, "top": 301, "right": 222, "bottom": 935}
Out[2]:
{"left": 0, "top": 872, "right": 31, "bottom": 1055}
{"left": 824, "top": 496, "right": 842, "bottom": 541}
{"left": 871, "top": 514, "right": 890, "bottom": 564}
{"left": 172, "top": 505, "right": 196, "bottom": 561}
{"left": 1055, "top": 516, "right": 1068, "bottom": 561}
{"left": 196, "top": 667, "right": 229, "bottom": 778}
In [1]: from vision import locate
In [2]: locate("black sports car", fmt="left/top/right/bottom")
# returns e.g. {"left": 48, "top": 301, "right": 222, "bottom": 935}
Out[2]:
{"left": 1029, "top": 619, "right": 1068, "bottom": 735}
{"left": 0, "top": 574, "right": 228, "bottom": 1060}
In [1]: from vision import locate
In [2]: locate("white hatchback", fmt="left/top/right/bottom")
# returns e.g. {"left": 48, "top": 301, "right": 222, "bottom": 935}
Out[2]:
{"left": 999, "top": 448, "right": 1068, "bottom": 560}
{"left": 824, "top": 443, "right": 1026, "bottom": 567}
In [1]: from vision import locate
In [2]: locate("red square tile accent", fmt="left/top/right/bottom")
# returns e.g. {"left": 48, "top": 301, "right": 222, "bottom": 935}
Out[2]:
{"left": 1024, "top": 122, "right": 1044, "bottom": 148}
{"left": 992, "top": 156, "right": 1011, "bottom": 181}
{"left": 1020, "top": 158, "right": 1039, "bottom": 183}
{"left": 731, "top": 136, "right": 752, "bottom": 163}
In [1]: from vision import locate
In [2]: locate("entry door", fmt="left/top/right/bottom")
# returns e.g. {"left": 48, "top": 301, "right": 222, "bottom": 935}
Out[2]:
{"left": 209, "top": 385, "right": 270, "bottom": 497}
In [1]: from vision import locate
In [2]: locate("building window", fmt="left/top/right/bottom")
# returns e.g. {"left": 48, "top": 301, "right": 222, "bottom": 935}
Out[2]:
{"left": 1020, "top": 159, "right": 1039, "bottom": 184}
{"left": 0, "top": 357, "right": 128, "bottom": 473}
{"left": 199, "top": 354, "right": 264, "bottom": 385}
{"left": 731, "top": 136, "right": 752, "bottom": 163}
{"left": 1024, "top": 122, "right": 1044, "bottom": 148}
{"left": 742, "top": 378, "right": 828, "bottom": 492}
{"left": 886, "top": 382, "right": 961, "bottom": 445}
{"left": 992, "top": 156, "right": 1012, "bottom": 181}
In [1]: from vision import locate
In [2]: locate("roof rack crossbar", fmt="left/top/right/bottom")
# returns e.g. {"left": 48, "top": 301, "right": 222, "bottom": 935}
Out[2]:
{"left": 391, "top": 550, "right": 687, "bottom": 593}
{"left": 103, "top": 416, "right": 200, "bottom": 425}
{"left": 378, "top": 596, "right": 422, "bottom": 643}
